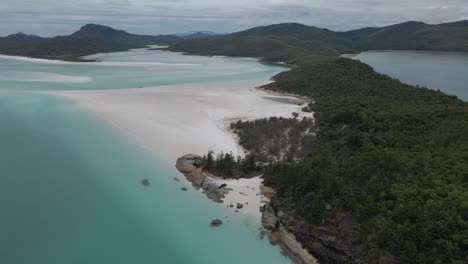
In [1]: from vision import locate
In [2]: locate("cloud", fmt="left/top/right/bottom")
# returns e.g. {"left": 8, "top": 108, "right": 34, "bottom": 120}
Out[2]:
{"left": 0, "top": 0, "right": 467, "bottom": 36}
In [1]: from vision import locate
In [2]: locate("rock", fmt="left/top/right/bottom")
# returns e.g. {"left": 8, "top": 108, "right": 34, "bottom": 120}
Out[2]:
{"left": 268, "top": 231, "right": 280, "bottom": 245}
{"left": 259, "top": 185, "right": 276, "bottom": 199}
{"left": 236, "top": 203, "right": 244, "bottom": 209}
{"left": 173, "top": 177, "right": 180, "bottom": 182}
{"left": 259, "top": 230, "right": 266, "bottom": 240}
{"left": 210, "top": 219, "right": 223, "bottom": 227}
{"left": 261, "top": 203, "right": 278, "bottom": 230}
{"left": 204, "top": 186, "right": 224, "bottom": 203}
{"left": 176, "top": 154, "right": 227, "bottom": 202}
{"left": 175, "top": 154, "right": 203, "bottom": 174}
{"left": 229, "top": 204, "right": 234, "bottom": 208}
{"left": 277, "top": 210, "right": 285, "bottom": 218}
{"left": 218, "top": 183, "right": 227, "bottom": 189}
{"left": 142, "top": 178, "right": 150, "bottom": 187}
{"left": 181, "top": 187, "right": 188, "bottom": 191}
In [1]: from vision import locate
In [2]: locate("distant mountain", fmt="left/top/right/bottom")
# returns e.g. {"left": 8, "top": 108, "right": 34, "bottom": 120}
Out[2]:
{"left": 175, "top": 31, "right": 224, "bottom": 39}
{"left": 167, "top": 23, "right": 351, "bottom": 64}
{"left": 0, "top": 24, "right": 181, "bottom": 61}
{"left": 169, "top": 20, "right": 468, "bottom": 64}
{"left": 342, "top": 20, "right": 468, "bottom": 51}
{"left": 71, "top": 24, "right": 180, "bottom": 46}
{"left": 2, "top": 20, "right": 468, "bottom": 62}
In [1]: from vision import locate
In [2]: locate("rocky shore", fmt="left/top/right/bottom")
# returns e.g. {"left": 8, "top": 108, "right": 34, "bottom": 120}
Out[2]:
{"left": 176, "top": 153, "right": 339, "bottom": 264}
{"left": 262, "top": 198, "right": 356, "bottom": 263}
{"left": 175, "top": 154, "right": 228, "bottom": 203}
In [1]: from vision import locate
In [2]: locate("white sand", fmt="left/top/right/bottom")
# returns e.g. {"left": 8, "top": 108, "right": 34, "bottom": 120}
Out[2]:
{"left": 48, "top": 80, "right": 312, "bottom": 220}
{"left": 49, "top": 82, "right": 312, "bottom": 163}
{"left": 212, "top": 176, "right": 268, "bottom": 218}
{"left": 0, "top": 54, "right": 200, "bottom": 67}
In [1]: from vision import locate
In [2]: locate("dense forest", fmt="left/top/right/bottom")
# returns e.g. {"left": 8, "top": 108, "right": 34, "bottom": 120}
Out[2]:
{"left": 204, "top": 59, "right": 468, "bottom": 262}
{"left": 198, "top": 58, "right": 468, "bottom": 263}
{"left": 175, "top": 24, "right": 468, "bottom": 262}
{"left": 262, "top": 58, "right": 468, "bottom": 263}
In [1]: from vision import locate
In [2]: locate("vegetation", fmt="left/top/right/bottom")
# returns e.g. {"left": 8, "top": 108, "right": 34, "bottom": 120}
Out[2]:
{"left": 201, "top": 151, "right": 261, "bottom": 179}
{"left": 3, "top": 20, "right": 468, "bottom": 262}
{"left": 0, "top": 24, "right": 181, "bottom": 60}
{"left": 231, "top": 116, "right": 315, "bottom": 162}
{"left": 190, "top": 36, "right": 468, "bottom": 261}
{"left": 263, "top": 58, "right": 468, "bottom": 263}
{"left": 169, "top": 20, "right": 468, "bottom": 65}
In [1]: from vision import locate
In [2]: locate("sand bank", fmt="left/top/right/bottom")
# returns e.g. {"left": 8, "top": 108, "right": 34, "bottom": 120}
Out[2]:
{"left": 49, "top": 80, "right": 312, "bottom": 221}
{"left": 49, "top": 82, "right": 311, "bottom": 163}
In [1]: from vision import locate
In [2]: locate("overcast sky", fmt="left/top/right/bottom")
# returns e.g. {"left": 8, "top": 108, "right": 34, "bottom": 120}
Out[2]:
{"left": 0, "top": 0, "right": 467, "bottom": 36}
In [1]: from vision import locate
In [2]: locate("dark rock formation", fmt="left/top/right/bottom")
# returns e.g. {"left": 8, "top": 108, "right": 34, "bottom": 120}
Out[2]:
{"left": 262, "top": 198, "right": 355, "bottom": 264}
{"left": 210, "top": 219, "right": 223, "bottom": 227}
{"left": 181, "top": 187, "right": 188, "bottom": 191}
{"left": 236, "top": 203, "right": 244, "bottom": 209}
{"left": 175, "top": 154, "right": 228, "bottom": 203}
{"left": 142, "top": 178, "right": 150, "bottom": 187}
{"left": 259, "top": 230, "right": 266, "bottom": 240}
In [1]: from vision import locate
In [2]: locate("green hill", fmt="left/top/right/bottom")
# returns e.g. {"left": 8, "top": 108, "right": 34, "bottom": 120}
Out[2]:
{"left": 0, "top": 24, "right": 181, "bottom": 61}
{"left": 169, "top": 20, "right": 468, "bottom": 64}
{"left": 167, "top": 20, "right": 468, "bottom": 263}
{"left": 343, "top": 21, "right": 468, "bottom": 51}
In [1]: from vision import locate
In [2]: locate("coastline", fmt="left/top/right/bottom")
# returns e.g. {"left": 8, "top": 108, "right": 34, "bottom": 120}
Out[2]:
{"left": 39, "top": 50, "right": 318, "bottom": 263}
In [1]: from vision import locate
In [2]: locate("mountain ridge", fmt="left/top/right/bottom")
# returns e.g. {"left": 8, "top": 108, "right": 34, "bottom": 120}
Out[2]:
{"left": 1, "top": 20, "right": 467, "bottom": 61}
{"left": 0, "top": 24, "right": 181, "bottom": 61}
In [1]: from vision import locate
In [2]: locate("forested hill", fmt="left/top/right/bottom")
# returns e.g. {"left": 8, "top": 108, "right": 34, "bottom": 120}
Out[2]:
{"left": 0, "top": 24, "right": 181, "bottom": 61}
{"left": 2, "top": 20, "right": 467, "bottom": 62}
{"left": 167, "top": 20, "right": 468, "bottom": 263}
{"left": 168, "top": 20, "right": 468, "bottom": 64}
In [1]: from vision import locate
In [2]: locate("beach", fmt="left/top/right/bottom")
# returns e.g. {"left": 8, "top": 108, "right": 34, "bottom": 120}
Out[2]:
{"left": 49, "top": 81, "right": 312, "bottom": 220}
{"left": 1, "top": 49, "right": 309, "bottom": 263}
{"left": 50, "top": 83, "right": 310, "bottom": 162}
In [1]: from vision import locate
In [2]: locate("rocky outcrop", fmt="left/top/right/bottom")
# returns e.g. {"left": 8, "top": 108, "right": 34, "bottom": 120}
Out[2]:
{"left": 261, "top": 199, "right": 356, "bottom": 264}
{"left": 175, "top": 154, "right": 228, "bottom": 203}
{"left": 210, "top": 219, "right": 223, "bottom": 227}
{"left": 260, "top": 184, "right": 276, "bottom": 199}
{"left": 261, "top": 201, "right": 318, "bottom": 264}
{"left": 142, "top": 178, "right": 151, "bottom": 186}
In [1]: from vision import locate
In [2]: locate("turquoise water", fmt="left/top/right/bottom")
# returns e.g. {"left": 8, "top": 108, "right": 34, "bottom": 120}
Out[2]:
{"left": 0, "top": 50, "right": 291, "bottom": 264}
{"left": 0, "top": 49, "right": 284, "bottom": 91}
{"left": 349, "top": 51, "right": 468, "bottom": 101}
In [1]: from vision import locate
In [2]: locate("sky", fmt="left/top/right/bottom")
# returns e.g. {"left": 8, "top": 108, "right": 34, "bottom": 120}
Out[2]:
{"left": 0, "top": 0, "right": 467, "bottom": 36}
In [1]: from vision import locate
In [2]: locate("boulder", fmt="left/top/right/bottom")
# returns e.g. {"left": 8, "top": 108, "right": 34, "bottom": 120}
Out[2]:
{"left": 261, "top": 203, "right": 278, "bottom": 230}
{"left": 260, "top": 185, "right": 276, "bottom": 199}
{"left": 142, "top": 179, "right": 151, "bottom": 187}
{"left": 210, "top": 219, "right": 223, "bottom": 227}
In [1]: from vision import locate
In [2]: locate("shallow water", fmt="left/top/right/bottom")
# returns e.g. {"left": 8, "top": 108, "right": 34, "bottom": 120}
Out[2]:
{"left": 0, "top": 50, "right": 291, "bottom": 264}
{"left": 0, "top": 49, "right": 284, "bottom": 91}
{"left": 348, "top": 51, "right": 468, "bottom": 101}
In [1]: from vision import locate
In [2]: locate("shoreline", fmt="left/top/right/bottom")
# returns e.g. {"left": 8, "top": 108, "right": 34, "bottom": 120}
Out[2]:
{"left": 41, "top": 50, "right": 317, "bottom": 263}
